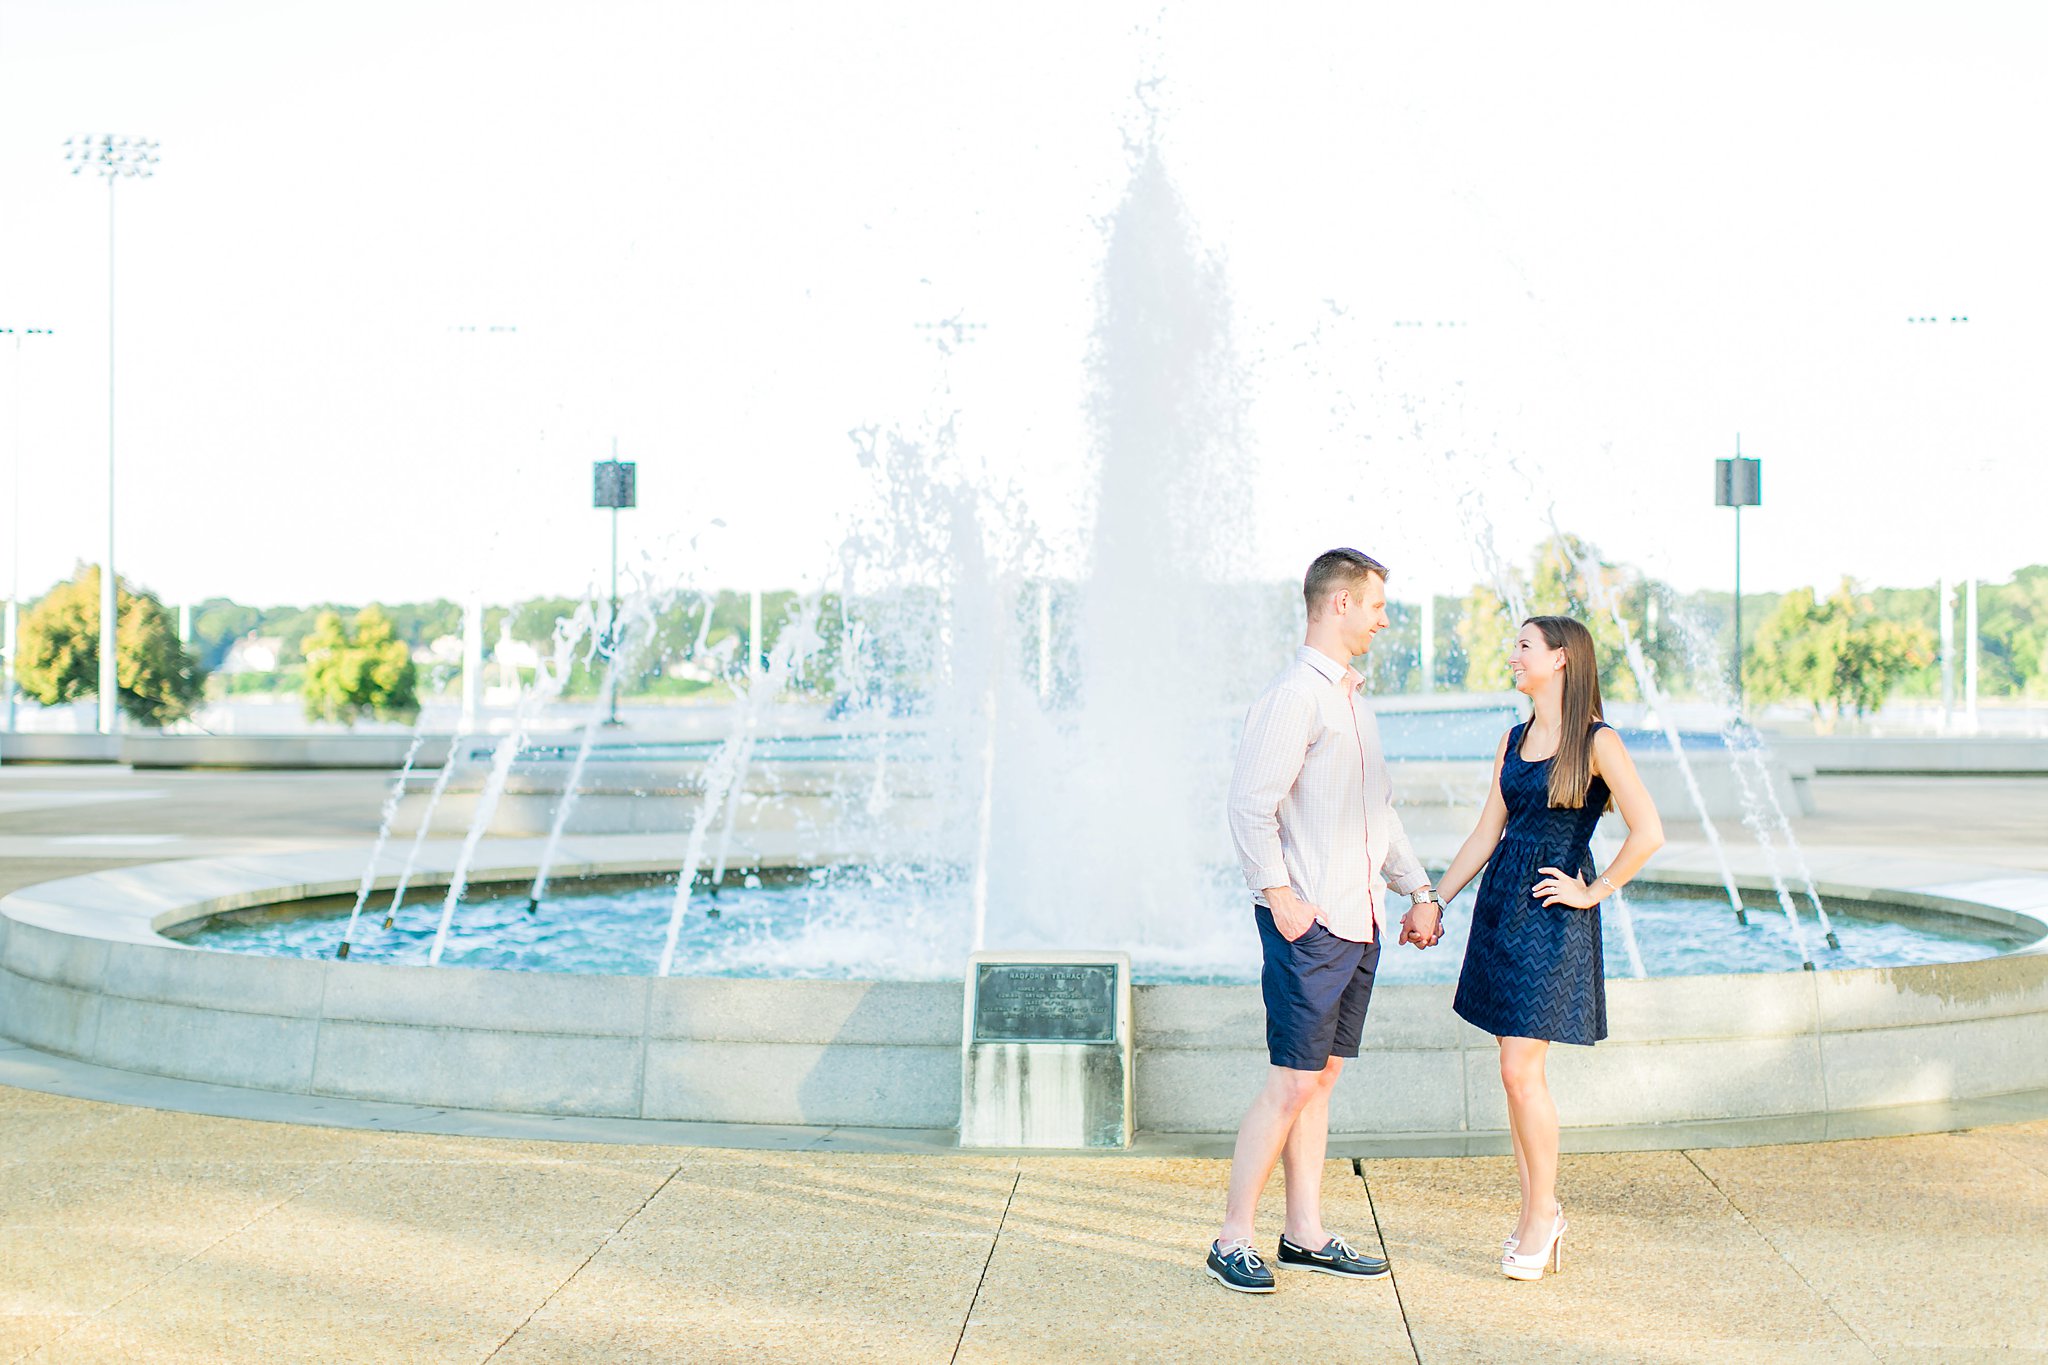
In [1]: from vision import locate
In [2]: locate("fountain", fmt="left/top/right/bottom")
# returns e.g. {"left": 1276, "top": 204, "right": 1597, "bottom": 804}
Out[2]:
{"left": 335, "top": 728, "right": 426, "bottom": 959}
{"left": 3, "top": 137, "right": 2045, "bottom": 1148}
{"left": 425, "top": 604, "right": 596, "bottom": 965}
{"left": 525, "top": 594, "right": 653, "bottom": 913}
{"left": 1543, "top": 523, "right": 1754, "bottom": 932}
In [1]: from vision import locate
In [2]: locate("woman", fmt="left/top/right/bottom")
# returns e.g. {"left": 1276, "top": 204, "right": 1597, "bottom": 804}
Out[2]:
{"left": 1428, "top": 616, "right": 1663, "bottom": 1281}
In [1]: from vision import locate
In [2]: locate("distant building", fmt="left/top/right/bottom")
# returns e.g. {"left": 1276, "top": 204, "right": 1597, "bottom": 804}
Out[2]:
{"left": 220, "top": 635, "right": 286, "bottom": 675}
{"left": 494, "top": 636, "right": 542, "bottom": 672}
{"left": 419, "top": 635, "right": 465, "bottom": 666}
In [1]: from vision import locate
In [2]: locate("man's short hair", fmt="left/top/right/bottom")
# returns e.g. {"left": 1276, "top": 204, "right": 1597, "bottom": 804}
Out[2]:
{"left": 1303, "top": 548, "right": 1389, "bottom": 618}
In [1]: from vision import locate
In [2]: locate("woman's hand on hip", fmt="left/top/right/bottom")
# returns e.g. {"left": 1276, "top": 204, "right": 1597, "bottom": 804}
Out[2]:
{"left": 1532, "top": 867, "right": 1600, "bottom": 910}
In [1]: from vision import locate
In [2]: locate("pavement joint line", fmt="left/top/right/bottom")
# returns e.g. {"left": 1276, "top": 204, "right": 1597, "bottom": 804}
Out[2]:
{"left": 1983, "top": 1132, "right": 2048, "bottom": 1182}
{"left": 483, "top": 1158, "right": 688, "bottom": 1363}
{"left": 949, "top": 1161, "right": 1021, "bottom": 1364}
{"left": 630, "top": 973, "right": 652, "bottom": 1119}
{"left": 1355, "top": 1158, "right": 1421, "bottom": 1365}
{"left": 1678, "top": 1147, "right": 1881, "bottom": 1362}
{"left": 1807, "top": 968, "right": 1834, "bottom": 1116}
{"left": 18, "top": 1148, "right": 366, "bottom": 1364}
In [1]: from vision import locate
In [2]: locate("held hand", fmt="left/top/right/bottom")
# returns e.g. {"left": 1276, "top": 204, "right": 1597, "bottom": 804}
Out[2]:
{"left": 1400, "top": 902, "right": 1443, "bottom": 949}
{"left": 1267, "top": 889, "right": 1322, "bottom": 942}
{"left": 1532, "top": 866, "right": 1601, "bottom": 910}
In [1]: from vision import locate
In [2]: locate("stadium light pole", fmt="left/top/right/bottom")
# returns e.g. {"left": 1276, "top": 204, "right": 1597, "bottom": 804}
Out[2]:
{"left": 3, "top": 328, "right": 57, "bottom": 733}
{"left": 592, "top": 442, "right": 637, "bottom": 727}
{"left": 64, "top": 135, "right": 158, "bottom": 735}
{"left": 1714, "top": 437, "right": 1762, "bottom": 711}
{"left": 1907, "top": 313, "right": 1972, "bottom": 730}
{"left": 448, "top": 324, "right": 517, "bottom": 730}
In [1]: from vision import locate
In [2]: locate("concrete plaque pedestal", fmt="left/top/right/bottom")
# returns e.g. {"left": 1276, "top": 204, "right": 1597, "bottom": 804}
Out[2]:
{"left": 958, "top": 950, "right": 1132, "bottom": 1149}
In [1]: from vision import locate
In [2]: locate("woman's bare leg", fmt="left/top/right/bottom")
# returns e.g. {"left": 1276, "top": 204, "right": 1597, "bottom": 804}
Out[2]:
{"left": 1498, "top": 1037, "right": 1531, "bottom": 1238}
{"left": 1499, "top": 1037, "right": 1557, "bottom": 1250}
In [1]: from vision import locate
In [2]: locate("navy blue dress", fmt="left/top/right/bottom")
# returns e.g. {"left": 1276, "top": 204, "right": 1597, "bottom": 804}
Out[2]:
{"left": 1453, "top": 721, "right": 1611, "bottom": 1045}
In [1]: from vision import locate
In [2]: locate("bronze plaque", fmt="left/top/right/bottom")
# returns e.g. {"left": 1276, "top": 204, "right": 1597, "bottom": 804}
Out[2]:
{"left": 972, "top": 963, "right": 1117, "bottom": 1044}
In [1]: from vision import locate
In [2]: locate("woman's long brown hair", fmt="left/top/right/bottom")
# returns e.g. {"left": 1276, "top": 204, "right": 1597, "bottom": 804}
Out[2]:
{"left": 1525, "top": 615, "right": 1608, "bottom": 810}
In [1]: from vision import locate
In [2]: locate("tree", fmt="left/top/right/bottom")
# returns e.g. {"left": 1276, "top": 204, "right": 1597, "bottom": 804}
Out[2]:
{"left": 373, "top": 598, "right": 464, "bottom": 650}
{"left": 1744, "top": 581, "right": 1934, "bottom": 729}
{"left": 1451, "top": 537, "right": 1689, "bottom": 699}
{"left": 1456, "top": 582, "right": 1516, "bottom": 691}
{"left": 300, "top": 606, "right": 419, "bottom": 725}
{"left": 15, "top": 565, "right": 205, "bottom": 725}
{"left": 187, "top": 597, "right": 262, "bottom": 671}
{"left": 1980, "top": 566, "right": 2048, "bottom": 699}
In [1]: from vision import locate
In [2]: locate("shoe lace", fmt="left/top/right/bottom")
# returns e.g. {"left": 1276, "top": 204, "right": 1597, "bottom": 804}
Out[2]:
{"left": 1324, "top": 1234, "right": 1360, "bottom": 1261}
{"left": 1217, "top": 1239, "right": 1266, "bottom": 1271}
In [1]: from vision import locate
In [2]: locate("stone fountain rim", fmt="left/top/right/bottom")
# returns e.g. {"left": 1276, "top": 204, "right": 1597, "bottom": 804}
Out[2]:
{"left": 2, "top": 833, "right": 2042, "bottom": 978}
{"left": 4, "top": 835, "right": 2046, "bottom": 1150}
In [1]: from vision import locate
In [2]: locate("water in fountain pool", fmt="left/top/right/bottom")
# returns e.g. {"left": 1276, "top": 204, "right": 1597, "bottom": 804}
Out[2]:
{"left": 181, "top": 870, "right": 2011, "bottom": 984}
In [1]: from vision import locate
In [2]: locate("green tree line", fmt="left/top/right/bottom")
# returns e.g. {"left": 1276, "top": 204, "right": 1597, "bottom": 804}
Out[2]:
{"left": 11, "top": 558, "right": 2042, "bottom": 728}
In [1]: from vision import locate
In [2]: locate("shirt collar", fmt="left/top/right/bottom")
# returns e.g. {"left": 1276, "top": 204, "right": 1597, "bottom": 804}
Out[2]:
{"left": 1296, "top": 644, "right": 1364, "bottom": 694}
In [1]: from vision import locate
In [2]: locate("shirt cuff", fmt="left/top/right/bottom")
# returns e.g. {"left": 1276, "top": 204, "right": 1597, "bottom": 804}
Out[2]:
{"left": 1245, "top": 865, "right": 1291, "bottom": 895}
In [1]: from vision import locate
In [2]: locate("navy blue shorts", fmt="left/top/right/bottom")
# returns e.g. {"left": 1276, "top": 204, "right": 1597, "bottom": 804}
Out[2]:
{"left": 1255, "top": 905, "right": 1382, "bottom": 1071}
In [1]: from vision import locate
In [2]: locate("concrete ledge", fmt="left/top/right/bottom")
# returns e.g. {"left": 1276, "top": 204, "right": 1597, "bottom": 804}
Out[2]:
{"left": 321, "top": 961, "right": 651, "bottom": 1036}
{"left": 0, "top": 837, "right": 2043, "bottom": 1143}
{"left": 0, "top": 974, "right": 103, "bottom": 1056}
{"left": 642, "top": 1039, "right": 961, "bottom": 1127}
{"left": 310, "top": 1020, "right": 644, "bottom": 1115}
{"left": 9, "top": 727, "right": 2035, "bottom": 781}
{"left": 9, "top": 1032, "right": 2040, "bottom": 1155}
{"left": 1772, "top": 733, "right": 2048, "bottom": 775}
{"left": 646, "top": 978, "right": 959, "bottom": 1046}
{"left": 122, "top": 733, "right": 457, "bottom": 770}
{"left": 0, "top": 733, "right": 121, "bottom": 763}
{"left": 92, "top": 995, "right": 320, "bottom": 1091}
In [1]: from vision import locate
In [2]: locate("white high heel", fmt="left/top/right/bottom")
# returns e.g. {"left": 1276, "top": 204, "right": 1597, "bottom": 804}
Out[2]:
{"left": 1501, "top": 1202, "right": 1553, "bottom": 1257}
{"left": 1501, "top": 1207, "right": 1565, "bottom": 1281}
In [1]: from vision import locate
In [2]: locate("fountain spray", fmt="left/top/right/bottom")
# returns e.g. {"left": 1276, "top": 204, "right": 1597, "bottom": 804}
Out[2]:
{"left": 427, "top": 602, "right": 597, "bottom": 966}
{"left": 526, "top": 590, "right": 655, "bottom": 914}
{"left": 335, "top": 726, "right": 429, "bottom": 959}
{"left": 655, "top": 594, "right": 827, "bottom": 977}
{"left": 1544, "top": 522, "right": 1752, "bottom": 931}
{"left": 1666, "top": 606, "right": 1840, "bottom": 954}
{"left": 383, "top": 718, "right": 471, "bottom": 931}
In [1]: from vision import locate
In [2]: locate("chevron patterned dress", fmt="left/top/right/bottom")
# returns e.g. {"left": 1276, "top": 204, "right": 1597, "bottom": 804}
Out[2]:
{"left": 1452, "top": 721, "right": 1611, "bottom": 1045}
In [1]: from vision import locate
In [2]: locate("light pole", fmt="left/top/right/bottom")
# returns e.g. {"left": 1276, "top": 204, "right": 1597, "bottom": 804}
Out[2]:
{"left": 592, "top": 446, "right": 636, "bottom": 727}
{"left": 1714, "top": 437, "right": 1762, "bottom": 710}
{"left": 1908, "top": 314, "right": 1973, "bottom": 730}
{"left": 448, "top": 324, "right": 516, "bottom": 730}
{"left": 3, "top": 328, "right": 57, "bottom": 733}
{"left": 65, "top": 135, "right": 158, "bottom": 735}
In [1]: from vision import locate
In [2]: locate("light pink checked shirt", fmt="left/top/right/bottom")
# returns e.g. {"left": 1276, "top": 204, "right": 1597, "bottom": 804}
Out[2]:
{"left": 1227, "top": 645, "right": 1430, "bottom": 943}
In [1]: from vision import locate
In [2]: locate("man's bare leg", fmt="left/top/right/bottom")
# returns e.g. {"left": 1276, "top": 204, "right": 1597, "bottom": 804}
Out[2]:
{"left": 1280, "top": 1056, "right": 1344, "bottom": 1246}
{"left": 1218, "top": 1065, "right": 1326, "bottom": 1245}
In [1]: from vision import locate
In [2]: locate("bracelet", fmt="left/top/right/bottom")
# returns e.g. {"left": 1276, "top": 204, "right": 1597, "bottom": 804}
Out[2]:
{"left": 1598, "top": 875, "right": 1619, "bottom": 893}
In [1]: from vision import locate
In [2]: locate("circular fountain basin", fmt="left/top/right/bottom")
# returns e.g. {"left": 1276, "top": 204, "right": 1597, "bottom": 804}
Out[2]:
{"left": 172, "top": 871, "right": 2012, "bottom": 984}
{"left": 2, "top": 834, "right": 2044, "bottom": 1150}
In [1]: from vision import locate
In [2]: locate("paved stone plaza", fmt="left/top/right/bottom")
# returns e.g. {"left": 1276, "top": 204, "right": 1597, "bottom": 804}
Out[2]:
{"left": 2, "top": 1085, "right": 2045, "bottom": 1361}
{"left": 1, "top": 764, "right": 2044, "bottom": 1360}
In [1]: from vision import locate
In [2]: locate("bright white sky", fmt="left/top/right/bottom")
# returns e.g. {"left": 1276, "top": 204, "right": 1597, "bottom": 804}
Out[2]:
{"left": 2, "top": 1, "right": 2043, "bottom": 609}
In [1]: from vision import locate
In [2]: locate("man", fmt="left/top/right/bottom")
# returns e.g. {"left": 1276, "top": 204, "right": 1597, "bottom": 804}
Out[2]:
{"left": 1207, "top": 548, "right": 1444, "bottom": 1294}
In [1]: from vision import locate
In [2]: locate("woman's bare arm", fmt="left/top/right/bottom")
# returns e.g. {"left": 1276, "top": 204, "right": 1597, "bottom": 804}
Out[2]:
{"left": 1439, "top": 728, "right": 1512, "bottom": 903}
{"left": 1533, "top": 726, "right": 1666, "bottom": 909}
